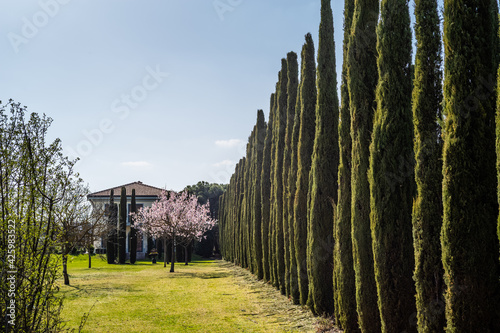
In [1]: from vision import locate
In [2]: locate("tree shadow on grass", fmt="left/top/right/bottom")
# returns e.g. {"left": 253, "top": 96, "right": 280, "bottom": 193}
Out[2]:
{"left": 63, "top": 282, "right": 140, "bottom": 299}
{"left": 128, "top": 262, "right": 154, "bottom": 266}
{"left": 167, "top": 271, "right": 231, "bottom": 279}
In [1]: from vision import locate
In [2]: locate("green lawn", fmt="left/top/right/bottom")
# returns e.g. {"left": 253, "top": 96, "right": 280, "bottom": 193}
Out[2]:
{"left": 59, "top": 255, "right": 320, "bottom": 332}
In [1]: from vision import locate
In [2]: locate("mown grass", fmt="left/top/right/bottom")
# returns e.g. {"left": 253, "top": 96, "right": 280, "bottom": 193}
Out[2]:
{"left": 59, "top": 255, "right": 324, "bottom": 332}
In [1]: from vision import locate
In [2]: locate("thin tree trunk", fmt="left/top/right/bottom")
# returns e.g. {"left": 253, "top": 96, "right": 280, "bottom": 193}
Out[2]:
{"left": 62, "top": 253, "right": 69, "bottom": 285}
{"left": 88, "top": 249, "right": 91, "bottom": 269}
{"left": 167, "top": 241, "right": 169, "bottom": 264}
{"left": 170, "top": 234, "right": 176, "bottom": 273}
{"left": 164, "top": 237, "right": 167, "bottom": 268}
{"left": 184, "top": 245, "right": 188, "bottom": 265}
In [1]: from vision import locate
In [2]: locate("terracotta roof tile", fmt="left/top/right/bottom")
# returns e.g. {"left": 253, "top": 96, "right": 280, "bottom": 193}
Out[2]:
{"left": 87, "top": 181, "right": 165, "bottom": 198}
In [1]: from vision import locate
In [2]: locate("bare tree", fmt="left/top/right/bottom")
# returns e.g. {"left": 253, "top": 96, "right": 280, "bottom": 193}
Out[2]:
{"left": 54, "top": 182, "right": 107, "bottom": 284}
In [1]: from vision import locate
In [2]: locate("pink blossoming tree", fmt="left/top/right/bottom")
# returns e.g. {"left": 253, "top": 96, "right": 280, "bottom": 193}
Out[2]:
{"left": 177, "top": 194, "right": 215, "bottom": 265}
{"left": 131, "top": 190, "right": 216, "bottom": 272}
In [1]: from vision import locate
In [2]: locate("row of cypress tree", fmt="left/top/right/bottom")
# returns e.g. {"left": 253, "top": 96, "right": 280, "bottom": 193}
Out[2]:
{"left": 106, "top": 187, "right": 139, "bottom": 264}
{"left": 219, "top": 0, "right": 500, "bottom": 331}
{"left": 220, "top": 0, "right": 338, "bottom": 316}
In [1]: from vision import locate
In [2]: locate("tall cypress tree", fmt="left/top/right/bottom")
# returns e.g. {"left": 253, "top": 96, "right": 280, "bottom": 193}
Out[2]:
{"left": 230, "top": 167, "right": 237, "bottom": 263}
{"left": 270, "top": 82, "right": 280, "bottom": 287}
{"left": 222, "top": 184, "right": 229, "bottom": 261}
{"left": 118, "top": 186, "right": 127, "bottom": 264}
{"left": 241, "top": 154, "right": 247, "bottom": 268}
{"left": 270, "top": 82, "right": 279, "bottom": 287}
{"left": 348, "top": 0, "right": 381, "bottom": 330}
{"left": 241, "top": 132, "right": 253, "bottom": 270}
{"left": 443, "top": 0, "right": 500, "bottom": 331}
{"left": 219, "top": 193, "right": 225, "bottom": 257}
{"left": 283, "top": 51, "right": 298, "bottom": 297}
{"left": 498, "top": 33, "right": 500, "bottom": 261}
{"left": 307, "top": 0, "right": 339, "bottom": 315}
{"left": 237, "top": 158, "right": 245, "bottom": 267}
{"left": 412, "top": 0, "right": 444, "bottom": 331}
{"left": 248, "top": 127, "right": 257, "bottom": 274}
{"left": 261, "top": 93, "right": 275, "bottom": 282}
{"left": 234, "top": 160, "right": 241, "bottom": 265}
{"left": 334, "top": 0, "right": 356, "bottom": 330}
{"left": 242, "top": 157, "right": 248, "bottom": 269}
{"left": 273, "top": 59, "right": 288, "bottom": 295}
{"left": 228, "top": 183, "right": 233, "bottom": 262}
{"left": 369, "top": 0, "right": 416, "bottom": 331}
{"left": 252, "top": 110, "right": 266, "bottom": 280}
{"left": 288, "top": 69, "right": 301, "bottom": 304}
{"left": 246, "top": 129, "right": 255, "bottom": 273}
{"left": 221, "top": 193, "right": 227, "bottom": 258}
{"left": 130, "top": 188, "right": 138, "bottom": 264}
{"left": 229, "top": 172, "right": 237, "bottom": 262}
{"left": 106, "top": 189, "right": 116, "bottom": 264}
{"left": 294, "top": 33, "right": 316, "bottom": 306}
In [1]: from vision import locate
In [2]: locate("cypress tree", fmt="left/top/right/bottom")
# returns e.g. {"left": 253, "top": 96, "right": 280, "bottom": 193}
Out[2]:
{"left": 130, "top": 189, "right": 138, "bottom": 264}
{"left": 222, "top": 192, "right": 228, "bottom": 260}
{"left": 273, "top": 59, "right": 288, "bottom": 295}
{"left": 228, "top": 173, "right": 237, "bottom": 262}
{"left": 294, "top": 33, "right": 316, "bottom": 306}
{"left": 247, "top": 123, "right": 255, "bottom": 268}
{"left": 240, "top": 155, "right": 246, "bottom": 268}
{"left": 118, "top": 186, "right": 127, "bottom": 264}
{"left": 369, "top": 0, "right": 416, "bottom": 331}
{"left": 283, "top": 51, "right": 298, "bottom": 297}
{"left": 233, "top": 161, "right": 241, "bottom": 265}
{"left": 249, "top": 128, "right": 257, "bottom": 272}
{"left": 334, "top": 0, "right": 356, "bottom": 329}
{"left": 247, "top": 128, "right": 256, "bottom": 274}
{"left": 237, "top": 158, "right": 245, "bottom": 267}
{"left": 240, "top": 160, "right": 247, "bottom": 268}
{"left": 227, "top": 186, "right": 233, "bottom": 262}
{"left": 307, "top": 0, "right": 339, "bottom": 315}
{"left": 288, "top": 56, "right": 301, "bottom": 304}
{"left": 348, "top": 0, "right": 381, "bottom": 330}
{"left": 270, "top": 82, "right": 279, "bottom": 287}
{"left": 270, "top": 83, "right": 279, "bottom": 287}
{"left": 230, "top": 167, "right": 236, "bottom": 263}
{"left": 235, "top": 162, "right": 240, "bottom": 265}
{"left": 222, "top": 185, "right": 229, "bottom": 261}
{"left": 106, "top": 189, "right": 116, "bottom": 264}
{"left": 261, "top": 93, "right": 275, "bottom": 282}
{"left": 221, "top": 193, "right": 226, "bottom": 258}
{"left": 442, "top": 0, "right": 500, "bottom": 330}
{"left": 252, "top": 110, "right": 266, "bottom": 280}
{"left": 412, "top": 0, "right": 444, "bottom": 331}
{"left": 498, "top": 36, "right": 500, "bottom": 261}
{"left": 219, "top": 194, "right": 224, "bottom": 257}
{"left": 237, "top": 159, "right": 244, "bottom": 266}
{"left": 241, "top": 134, "right": 253, "bottom": 270}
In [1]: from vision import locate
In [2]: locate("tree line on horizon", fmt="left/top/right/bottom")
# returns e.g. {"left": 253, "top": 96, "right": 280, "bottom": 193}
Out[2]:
{"left": 218, "top": 0, "right": 500, "bottom": 332}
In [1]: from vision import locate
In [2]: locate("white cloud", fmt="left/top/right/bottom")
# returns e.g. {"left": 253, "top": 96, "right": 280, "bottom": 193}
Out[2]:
{"left": 121, "top": 161, "right": 153, "bottom": 168}
{"left": 213, "top": 160, "right": 235, "bottom": 168}
{"left": 215, "top": 139, "right": 243, "bottom": 148}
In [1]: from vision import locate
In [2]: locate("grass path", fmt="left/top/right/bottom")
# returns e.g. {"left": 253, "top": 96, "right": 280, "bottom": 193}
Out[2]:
{"left": 59, "top": 255, "right": 323, "bottom": 332}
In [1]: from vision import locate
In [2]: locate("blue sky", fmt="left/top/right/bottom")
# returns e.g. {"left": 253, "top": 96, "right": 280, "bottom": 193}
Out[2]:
{"left": 1, "top": 1, "right": 413, "bottom": 192}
